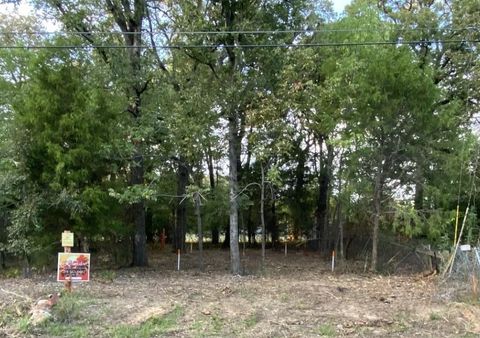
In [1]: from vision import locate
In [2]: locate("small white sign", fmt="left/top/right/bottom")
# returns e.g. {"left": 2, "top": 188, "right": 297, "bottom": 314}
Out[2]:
{"left": 460, "top": 244, "right": 471, "bottom": 252}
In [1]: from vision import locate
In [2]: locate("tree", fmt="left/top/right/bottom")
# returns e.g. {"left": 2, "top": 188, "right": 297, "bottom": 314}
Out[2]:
{"left": 41, "top": 0, "right": 155, "bottom": 266}
{"left": 329, "top": 1, "right": 441, "bottom": 269}
{"left": 166, "top": 0, "right": 316, "bottom": 273}
{"left": 7, "top": 40, "right": 126, "bottom": 268}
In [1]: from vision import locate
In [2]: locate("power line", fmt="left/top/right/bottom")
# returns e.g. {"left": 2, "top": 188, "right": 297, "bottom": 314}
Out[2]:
{"left": 0, "top": 39, "right": 478, "bottom": 49}
{"left": 0, "top": 26, "right": 478, "bottom": 36}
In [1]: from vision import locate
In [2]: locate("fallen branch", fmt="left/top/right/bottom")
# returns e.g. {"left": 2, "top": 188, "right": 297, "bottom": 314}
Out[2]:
{"left": 0, "top": 288, "right": 33, "bottom": 302}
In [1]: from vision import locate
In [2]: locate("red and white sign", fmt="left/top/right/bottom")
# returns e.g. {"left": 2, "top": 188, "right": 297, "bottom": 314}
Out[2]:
{"left": 57, "top": 253, "right": 90, "bottom": 282}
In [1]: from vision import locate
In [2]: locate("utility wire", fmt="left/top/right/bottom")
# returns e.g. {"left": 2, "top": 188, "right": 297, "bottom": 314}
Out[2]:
{"left": 0, "top": 39, "right": 478, "bottom": 49}
{"left": 0, "top": 26, "right": 479, "bottom": 35}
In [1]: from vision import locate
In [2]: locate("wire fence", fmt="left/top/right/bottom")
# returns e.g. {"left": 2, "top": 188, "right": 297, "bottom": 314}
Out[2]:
{"left": 439, "top": 246, "right": 480, "bottom": 301}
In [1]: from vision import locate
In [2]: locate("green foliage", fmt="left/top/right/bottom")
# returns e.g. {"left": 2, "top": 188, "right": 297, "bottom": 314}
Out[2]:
{"left": 1, "top": 35, "right": 130, "bottom": 258}
{"left": 203, "top": 181, "right": 229, "bottom": 233}
{"left": 43, "top": 322, "right": 89, "bottom": 338}
{"left": 244, "top": 311, "right": 261, "bottom": 328}
{"left": 16, "top": 316, "right": 31, "bottom": 334}
{"left": 0, "top": 0, "right": 479, "bottom": 269}
{"left": 1, "top": 267, "right": 21, "bottom": 278}
{"left": 317, "top": 323, "right": 336, "bottom": 337}
{"left": 108, "top": 306, "right": 183, "bottom": 338}
{"left": 392, "top": 204, "right": 424, "bottom": 238}
{"left": 52, "top": 292, "right": 90, "bottom": 324}
{"left": 7, "top": 193, "right": 43, "bottom": 257}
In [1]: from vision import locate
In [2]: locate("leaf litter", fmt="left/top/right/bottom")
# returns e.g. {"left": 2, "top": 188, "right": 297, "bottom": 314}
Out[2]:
{"left": 0, "top": 249, "right": 478, "bottom": 337}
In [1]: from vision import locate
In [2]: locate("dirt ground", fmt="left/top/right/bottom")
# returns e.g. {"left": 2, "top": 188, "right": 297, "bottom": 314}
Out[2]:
{"left": 1, "top": 248, "right": 479, "bottom": 337}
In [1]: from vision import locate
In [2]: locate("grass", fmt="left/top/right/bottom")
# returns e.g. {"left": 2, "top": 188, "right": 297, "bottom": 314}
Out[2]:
{"left": 96, "top": 269, "right": 117, "bottom": 283}
{"left": 390, "top": 312, "right": 410, "bottom": 333}
{"left": 244, "top": 311, "right": 261, "bottom": 328}
{"left": 43, "top": 322, "right": 90, "bottom": 338}
{"left": 317, "top": 323, "right": 336, "bottom": 337}
{"left": 0, "top": 307, "right": 17, "bottom": 327}
{"left": 13, "top": 290, "right": 98, "bottom": 337}
{"left": 210, "top": 313, "right": 224, "bottom": 333}
{"left": 108, "top": 306, "right": 183, "bottom": 338}
{"left": 460, "top": 333, "right": 480, "bottom": 338}
{"left": 16, "top": 316, "right": 31, "bottom": 334}
{"left": 53, "top": 292, "right": 91, "bottom": 323}
{"left": 279, "top": 293, "right": 290, "bottom": 303}
{"left": 190, "top": 319, "right": 205, "bottom": 333}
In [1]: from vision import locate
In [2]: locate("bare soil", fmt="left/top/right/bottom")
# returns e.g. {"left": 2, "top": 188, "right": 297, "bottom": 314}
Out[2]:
{"left": 1, "top": 248, "right": 479, "bottom": 337}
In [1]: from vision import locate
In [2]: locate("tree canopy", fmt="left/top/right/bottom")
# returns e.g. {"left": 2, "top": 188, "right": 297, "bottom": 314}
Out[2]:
{"left": 0, "top": 0, "right": 479, "bottom": 273}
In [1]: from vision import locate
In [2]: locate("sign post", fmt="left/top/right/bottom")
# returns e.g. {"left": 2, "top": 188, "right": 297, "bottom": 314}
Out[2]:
{"left": 61, "top": 231, "right": 74, "bottom": 292}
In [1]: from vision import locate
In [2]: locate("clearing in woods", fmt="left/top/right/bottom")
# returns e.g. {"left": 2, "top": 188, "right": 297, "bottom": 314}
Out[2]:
{"left": 0, "top": 249, "right": 479, "bottom": 337}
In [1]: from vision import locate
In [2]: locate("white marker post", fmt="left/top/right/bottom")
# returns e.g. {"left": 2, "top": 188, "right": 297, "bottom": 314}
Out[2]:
{"left": 331, "top": 250, "right": 335, "bottom": 272}
{"left": 284, "top": 241, "right": 287, "bottom": 256}
{"left": 177, "top": 249, "right": 181, "bottom": 271}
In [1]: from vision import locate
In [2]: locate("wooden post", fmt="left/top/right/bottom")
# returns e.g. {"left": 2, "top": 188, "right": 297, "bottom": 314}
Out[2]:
{"left": 61, "top": 231, "right": 74, "bottom": 292}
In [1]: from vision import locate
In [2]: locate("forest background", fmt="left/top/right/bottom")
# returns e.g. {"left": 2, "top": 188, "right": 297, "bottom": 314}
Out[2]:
{"left": 0, "top": 0, "right": 479, "bottom": 275}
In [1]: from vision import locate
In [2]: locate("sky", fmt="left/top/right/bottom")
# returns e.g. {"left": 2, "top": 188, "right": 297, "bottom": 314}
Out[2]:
{"left": 0, "top": 0, "right": 353, "bottom": 33}
{"left": 332, "top": 0, "right": 352, "bottom": 13}
{"left": 4, "top": 0, "right": 354, "bottom": 19}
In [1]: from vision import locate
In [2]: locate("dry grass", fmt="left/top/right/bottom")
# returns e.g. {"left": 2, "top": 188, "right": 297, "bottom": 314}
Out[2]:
{"left": 0, "top": 248, "right": 479, "bottom": 337}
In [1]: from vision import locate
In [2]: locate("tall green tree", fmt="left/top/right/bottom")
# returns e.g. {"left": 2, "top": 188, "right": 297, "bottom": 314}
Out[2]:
{"left": 40, "top": 0, "right": 160, "bottom": 265}
{"left": 330, "top": 1, "right": 441, "bottom": 269}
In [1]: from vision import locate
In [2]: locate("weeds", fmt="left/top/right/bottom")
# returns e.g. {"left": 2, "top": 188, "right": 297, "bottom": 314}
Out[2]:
{"left": 1, "top": 267, "right": 21, "bottom": 278}
{"left": 43, "top": 322, "right": 90, "bottom": 338}
{"left": 53, "top": 292, "right": 86, "bottom": 323}
{"left": 96, "top": 270, "right": 117, "bottom": 283}
{"left": 109, "top": 306, "right": 183, "bottom": 338}
{"left": 244, "top": 311, "right": 261, "bottom": 328}
{"left": 317, "top": 323, "right": 336, "bottom": 337}
{"left": 211, "top": 314, "right": 223, "bottom": 332}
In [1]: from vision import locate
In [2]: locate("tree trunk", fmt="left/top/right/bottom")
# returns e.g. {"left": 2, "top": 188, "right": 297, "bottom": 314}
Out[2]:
{"left": 117, "top": 1, "right": 147, "bottom": 267}
{"left": 414, "top": 164, "right": 424, "bottom": 211}
{"left": 206, "top": 146, "right": 219, "bottom": 245}
{"left": 247, "top": 206, "right": 255, "bottom": 245}
{"left": 131, "top": 148, "right": 147, "bottom": 266}
{"left": 314, "top": 142, "right": 333, "bottom": 252}
{"left": 0, "top": 250, "right": 5, "bottom": 270}
{"left": 338, "top": 204, "right": 344, "bottom": 261}
{"left": 174, "top": 160, "right": 188, "bottom": 252}
{"left": 146, "top": 209, "right": 153, "bottom": 243}
{"left": 222, "top": 222, "right": 230, "bottom": 248}
{"left": 228, "top": 113, "right": 241, "bottom": 274}
{"left": 292, "top": 142, "right": 308, "bottom": 237}
{"left": 207, "top": 147, "right": 215, "bottom": 190}
{"left": 260, "top": 163, "right": 266, "bottom": 266}
{"left": 270, "top": 199, "right": 279, "bottom": 248}
{"left": 371, "top": 161, "right": 384, "bottom": 272}
{"left": 194, "top": 192, "right": 204, "bottom": 272}
{"left": 323, "top": 144, "right": 334, "bottom": 251}
{"left": 212, "top": 228, "right": 220, "bottom": 246}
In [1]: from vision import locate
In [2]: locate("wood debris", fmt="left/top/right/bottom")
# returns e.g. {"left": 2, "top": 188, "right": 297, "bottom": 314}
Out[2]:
{"left": 29, "top": 293, "right": 60, "bottom": 326}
